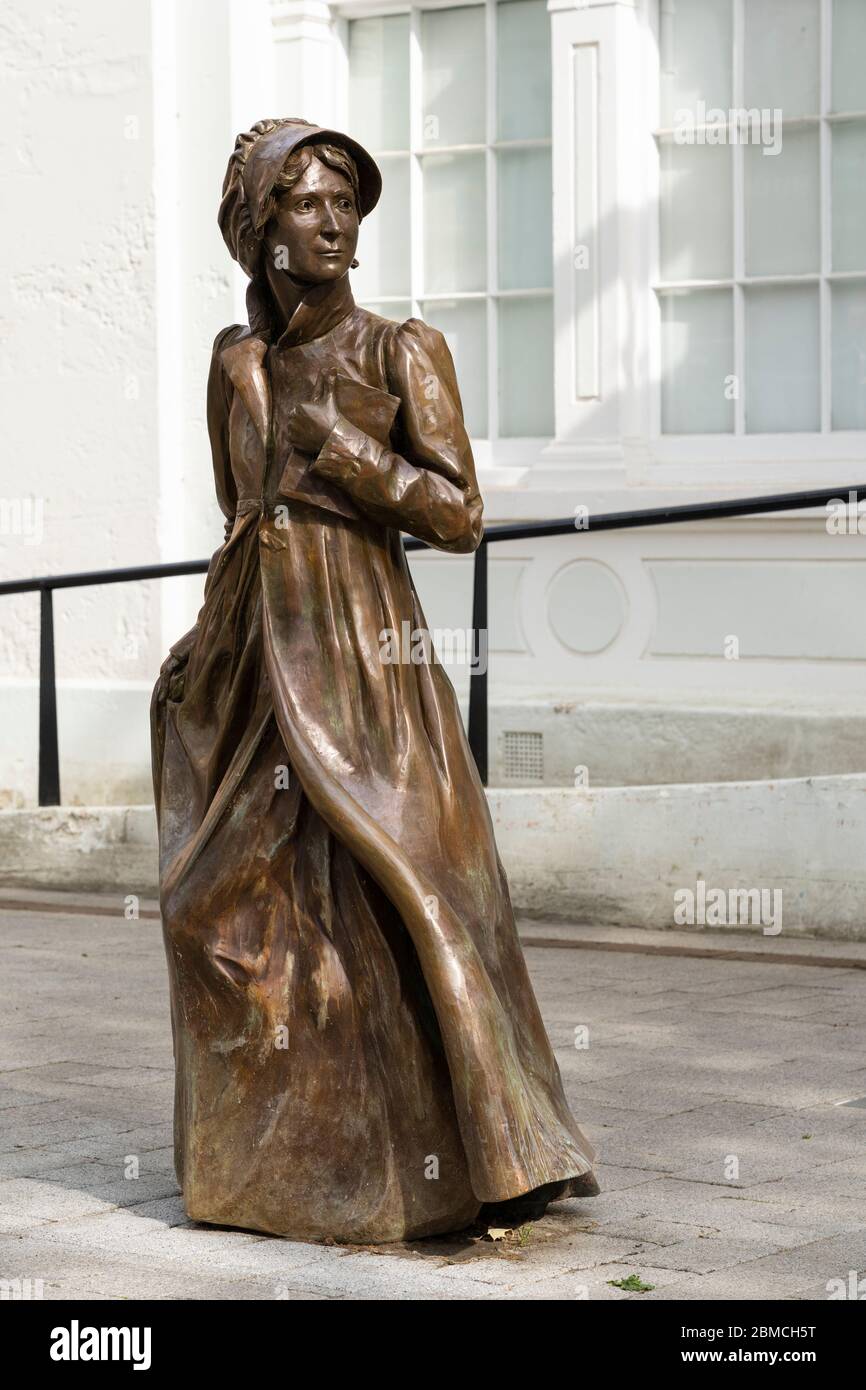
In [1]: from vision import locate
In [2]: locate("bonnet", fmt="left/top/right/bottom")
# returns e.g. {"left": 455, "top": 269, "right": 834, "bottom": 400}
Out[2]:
{"left": 218, "top": 117, "right": 382, "bottom": 279}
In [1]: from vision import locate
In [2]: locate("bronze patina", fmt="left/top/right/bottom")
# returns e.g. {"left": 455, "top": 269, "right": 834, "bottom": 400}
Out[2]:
{"left": 151, "top": 118, "right": 600, "bottom": 1243}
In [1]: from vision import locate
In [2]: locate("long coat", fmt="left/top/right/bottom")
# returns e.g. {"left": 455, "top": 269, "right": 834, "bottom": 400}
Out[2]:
{"left": 151, "top": 275, "right": 599, "bottom": 1242}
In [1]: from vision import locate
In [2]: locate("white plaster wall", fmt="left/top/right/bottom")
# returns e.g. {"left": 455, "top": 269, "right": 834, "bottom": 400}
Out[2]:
{"left": 161, "top": 0, "right": 238, "bottom": 637}
{"left": 0, "top": 0, "right": 166, "bottom": 807}
{"left": 0, "top": 0, "right": 160, "bottom": 677}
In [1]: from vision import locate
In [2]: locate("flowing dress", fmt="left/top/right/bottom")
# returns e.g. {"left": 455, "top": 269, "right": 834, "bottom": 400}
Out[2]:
{"left": 151, "top": 277, "right": 599, "bottom": 1242}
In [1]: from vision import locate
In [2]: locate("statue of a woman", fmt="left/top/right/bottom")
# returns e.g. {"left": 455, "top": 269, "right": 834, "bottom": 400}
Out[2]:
{"left": 151, "top": 118, "right": 599, "bottom": 1243}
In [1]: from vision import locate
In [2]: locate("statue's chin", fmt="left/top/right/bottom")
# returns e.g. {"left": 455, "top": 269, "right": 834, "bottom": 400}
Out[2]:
{"left": 283, "top": 263, "right": 349, "bottom": 288}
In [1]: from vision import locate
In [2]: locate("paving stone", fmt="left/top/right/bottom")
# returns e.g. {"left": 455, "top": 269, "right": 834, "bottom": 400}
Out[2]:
{"left": 632, "top": 1234, "right": 815, "bottom": 1274}
{"left": 0, "top": 1113, "right": 123, "bottom": 1154}
{"left": 724, "top": 1232, "right": 866, "bottom": 1285}
{"left": 566, "top": 1075, "right": 719, "bottom": 1116}
{"left": 729, "top": 1195, "right": 866, "bottom": 1239}
{"left": 599, "top": 1101, "right": 795, "bottom": 1176}
{"left": 492, "top": 1229, "right": 646, "bottom": 1273}
{"left": 640, "top": 1268, "right": 818, "bottom": 1300}
{"left": 586, "top": 1177, "right": 823, "bottom": 1232}
{"left": 584, "top": 1163, "right": 664, "bottom": 1193}
{"left": 0, "top": 1091, "right": 57, "bottom": 1113}
{"left": 14, "top": 1160, "right": 179, "bottom": 1206}
{"left": 577, "top": 1260, "right": 703, "bottom": 1297}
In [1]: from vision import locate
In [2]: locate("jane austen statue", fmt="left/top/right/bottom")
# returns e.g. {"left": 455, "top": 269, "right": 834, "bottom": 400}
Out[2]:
{"left": 151, "top": 118, "right": 600, "bottom": 1243}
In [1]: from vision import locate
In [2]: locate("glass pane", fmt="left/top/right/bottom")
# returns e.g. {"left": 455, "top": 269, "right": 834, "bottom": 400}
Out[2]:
{"left": 498, "top": 296, "right": 553, "bottom": 436}
{"left": 348, "top": 16, "right": 410, "bottom": 151}
{"left": 745, "top": 285, "right": 819, "bottom": 432}
{"left": 744, "top": 0, "right": 820, "bottom": 118}
{"left": 745, "top": 125, "right": 819, "bottom": 276}
{"left": 832, "top": 282, "right": 866, "bottom": 429}
{"left": 422, "top": 153, "right": 487, "bottom": 293}
{"left": 660, "top": 290, "right": 734, "bottom": 434}
{"left": 497, "top": 0, "right": 551, "bottom": 140}
{"left": 659, "top": 0, "right": 732, "bottom": 129}
{"left": 833, "top": 0, "right": 866, "bottom": 113}
{"left": 832, "top": 120, "right": 866, "bottom": 272}
{"left": 352, "top": 156, "right": 410, "bottom": 302}
{"left": 421, "top": 299, "right": 488, "bottom": 437}
{"left": 498, "top": 147, "right": 552, "bottom": 290}
{"left": 659, "top": 139, "right": 732, "bottom": 281}
{"left": 358, "top": 301, "right": 412, "bottom": 326}
{"left": 422, "top": 6, "right": 486, "bottom": 147}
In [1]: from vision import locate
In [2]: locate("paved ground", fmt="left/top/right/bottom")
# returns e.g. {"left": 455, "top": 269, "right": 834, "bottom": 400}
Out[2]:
{"left": 1, "top": 894, "right": 865, "bottom": 1301}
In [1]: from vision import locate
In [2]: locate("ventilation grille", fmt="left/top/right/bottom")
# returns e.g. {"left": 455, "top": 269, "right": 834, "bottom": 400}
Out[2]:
{"left": 502, "top": 731, "right": 544, "bottom": 784}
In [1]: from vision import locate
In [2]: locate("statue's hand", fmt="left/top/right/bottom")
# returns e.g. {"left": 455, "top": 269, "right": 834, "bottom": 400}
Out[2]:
{"left": 286, "top": 369, "right": 340, "bottom": 455}
{"left": 167, "top": 665, "right": 186, "bottom": 702}
{"left": 157, "top": 638, "right": 194, "bottom": 704}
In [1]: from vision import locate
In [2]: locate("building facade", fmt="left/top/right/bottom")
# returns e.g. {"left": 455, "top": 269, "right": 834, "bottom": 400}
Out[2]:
{"left": 2, "top": 0, "right": 865, "bottom": 805}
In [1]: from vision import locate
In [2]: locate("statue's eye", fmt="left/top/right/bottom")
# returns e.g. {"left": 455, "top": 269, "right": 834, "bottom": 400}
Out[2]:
{"left": 296, "top": 199, "right": 314, "bottom": 212}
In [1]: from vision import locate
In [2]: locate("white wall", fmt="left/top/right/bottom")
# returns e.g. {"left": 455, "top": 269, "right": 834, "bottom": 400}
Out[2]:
{"left": 0, "top": 0, "right": 162, "bottom": 805}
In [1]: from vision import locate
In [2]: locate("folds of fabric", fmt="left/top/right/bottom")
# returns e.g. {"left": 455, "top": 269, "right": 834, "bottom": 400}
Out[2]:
{"left": 151, "top": 295, "right": 599, "bottom": 1242}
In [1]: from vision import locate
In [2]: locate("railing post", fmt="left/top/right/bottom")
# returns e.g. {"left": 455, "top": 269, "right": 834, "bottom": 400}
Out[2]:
{"left": 468, "top": 538, "right": 488, "bottom": 785}
{"left": 38, "top": 585, "right": 60, "bottom": 806}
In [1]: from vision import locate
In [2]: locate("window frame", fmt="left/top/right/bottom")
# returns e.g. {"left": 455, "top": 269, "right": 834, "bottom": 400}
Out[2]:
{"left": 333, "top": 0, "right": 556, "bottom": 459}
{"left": 333, "top": 0, "right": 866, "bottom": 482}
{"left": 648, "top": 0, "right": 866, "bottom": 458}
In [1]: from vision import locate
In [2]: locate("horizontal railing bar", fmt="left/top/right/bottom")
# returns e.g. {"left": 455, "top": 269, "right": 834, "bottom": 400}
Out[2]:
{"left": 406, "top": 482, "right": 866, "bottom": 546}
{"left": 2, "top": 483, "right": 864, "bottom": 594}
{"left": 0, "top": 558, "right": 210, "bottom": 597}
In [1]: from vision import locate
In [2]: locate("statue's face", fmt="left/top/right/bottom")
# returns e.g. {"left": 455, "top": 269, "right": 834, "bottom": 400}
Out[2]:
{"left": 264, "top": 156, "right": 359, "bottom": 284}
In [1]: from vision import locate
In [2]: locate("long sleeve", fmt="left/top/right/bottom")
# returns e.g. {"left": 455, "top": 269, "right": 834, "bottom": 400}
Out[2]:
{"left": 170, "top": 328, "right": 241, "bottom": 668}
{"left": 207, "top": 325, "right": 242, "bottom": 527}
{"left": 309, "top": 318, "right": 483, "bottom": 554}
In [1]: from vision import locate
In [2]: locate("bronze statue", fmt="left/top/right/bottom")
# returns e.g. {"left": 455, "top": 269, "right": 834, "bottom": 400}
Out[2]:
{"left": 150, "top": 118, "right": 599, "bottom": 1243}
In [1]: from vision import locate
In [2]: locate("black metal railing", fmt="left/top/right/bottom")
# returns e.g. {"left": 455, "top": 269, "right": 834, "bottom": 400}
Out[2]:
{"left": 2, "top": 482, "right": 864, "bottom": 803}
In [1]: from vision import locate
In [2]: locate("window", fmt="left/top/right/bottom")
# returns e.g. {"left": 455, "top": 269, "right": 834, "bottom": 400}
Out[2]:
{"left": 656, "top": 0, "right": 866, "bottom": 436}
{"left": 345, "top": 0, "right": 554, "bottom": 441}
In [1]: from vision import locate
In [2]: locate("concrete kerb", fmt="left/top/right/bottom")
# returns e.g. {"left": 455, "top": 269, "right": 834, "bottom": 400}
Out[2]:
{"left": 1, "top": 772, "right": 864, "bottom": 937}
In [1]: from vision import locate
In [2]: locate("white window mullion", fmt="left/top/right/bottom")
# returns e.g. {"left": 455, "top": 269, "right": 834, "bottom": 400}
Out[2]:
{"left": 347, "top": 0, "right": 555, "bottom": 448}
{"left": 647, "top": 0, "right": 662, "bottom": 440}
{"left": 332, "top": 17, "right": 350, "bottom": 130}
{"left": 731, "top": 282, "right": 745, "bottom": 435}
{"left": 732, "top": 0, "right": 745, "bottom": 436}
{"left": 819, "top": 0, "right": 833, "bottom": 433}
{"left": 409, "top": 6, "right": 423, "bottom": 321}
{"left": 485, "top": 0, "right": 498, "bottom": 443}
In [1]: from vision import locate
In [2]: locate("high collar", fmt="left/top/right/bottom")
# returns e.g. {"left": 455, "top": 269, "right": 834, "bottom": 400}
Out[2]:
{"left": 271, "top": 272, "right": 356, "bottom": 350}
{"left": 219, "top": 272, "right": 358, "bottom": 450}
